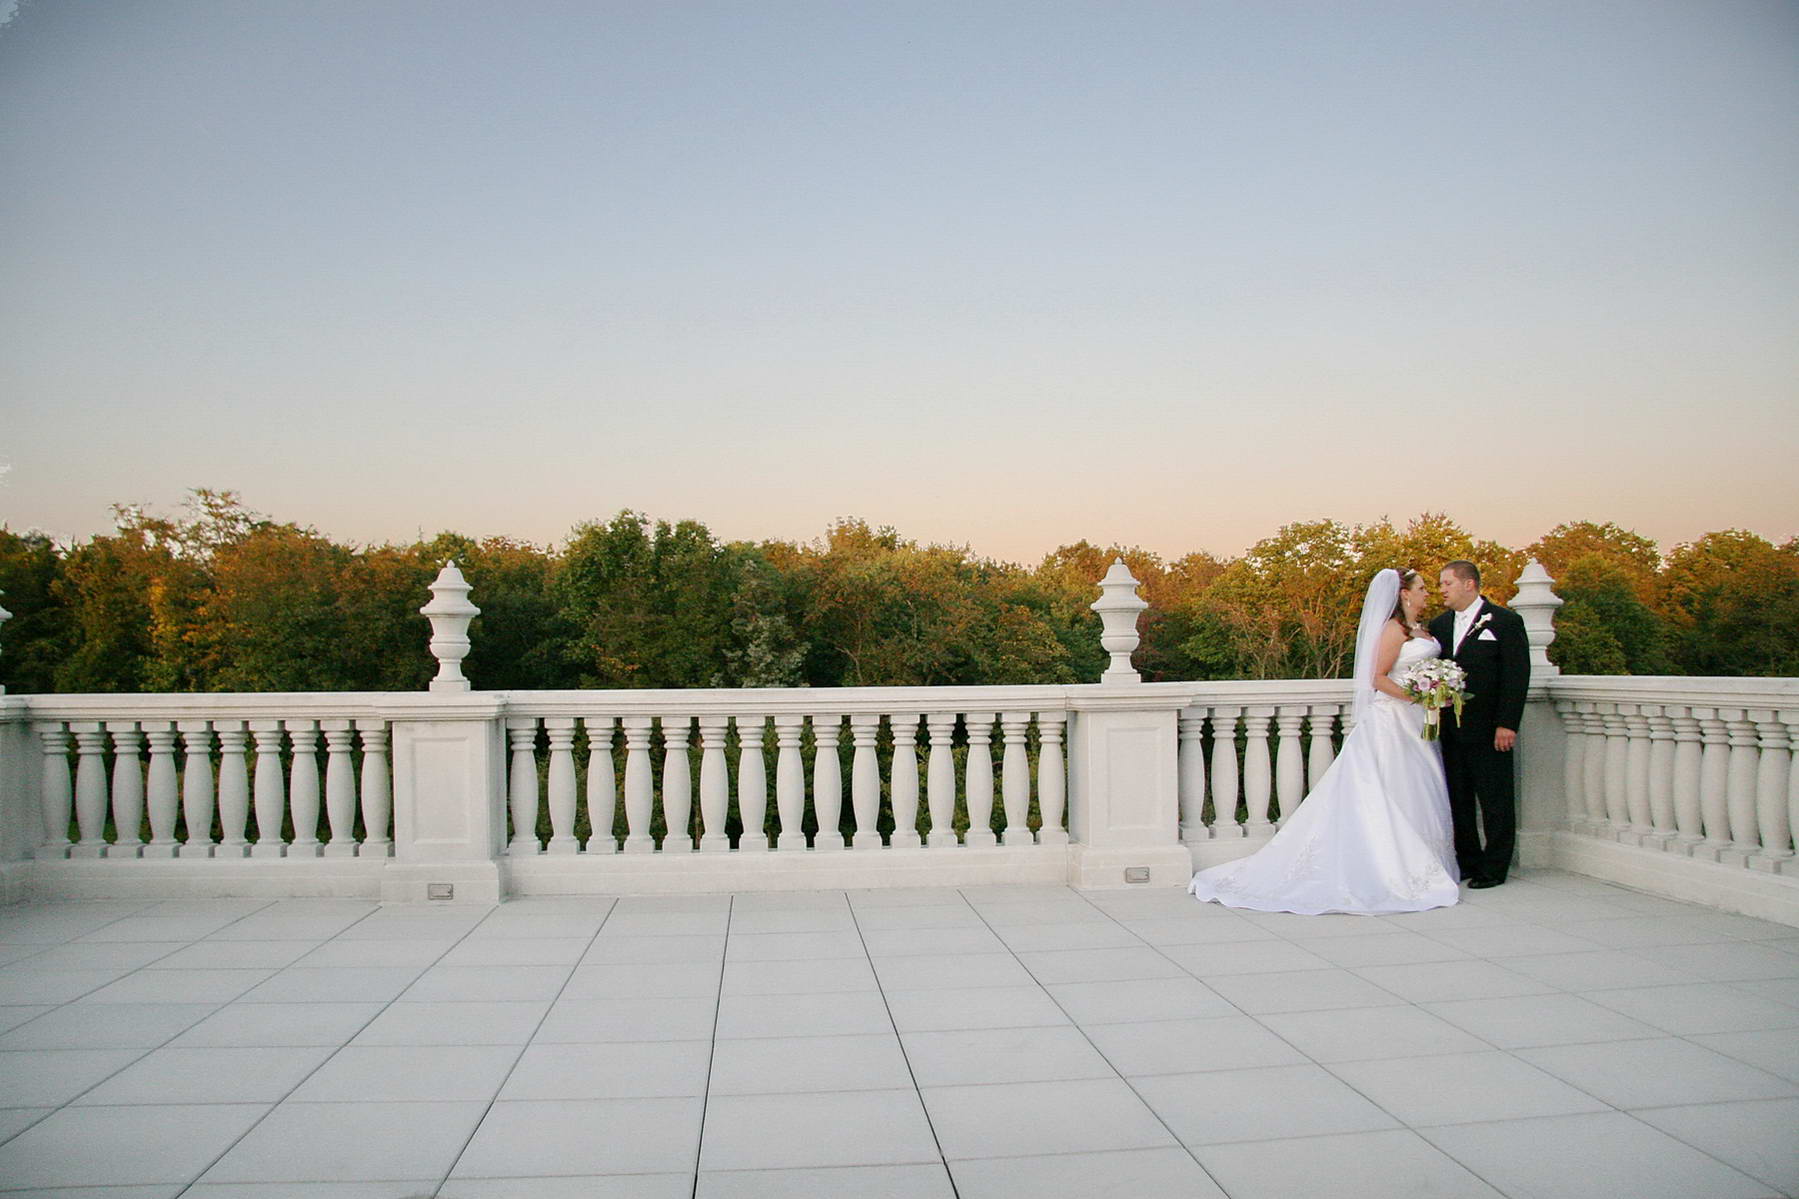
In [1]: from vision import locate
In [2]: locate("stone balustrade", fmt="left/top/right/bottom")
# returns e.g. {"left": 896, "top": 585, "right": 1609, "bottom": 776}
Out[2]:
{"left": 1546, "top": 678, "right": 1799, "bottom": 908}
{"left": 2, "top": 561, "right": 1797, "bottom": 926}
{"left": 1172, "top": 681, "right": 1355, "bottom": 847}
{"left": 497, "top": 698, "right": 1069, "bottom": 856}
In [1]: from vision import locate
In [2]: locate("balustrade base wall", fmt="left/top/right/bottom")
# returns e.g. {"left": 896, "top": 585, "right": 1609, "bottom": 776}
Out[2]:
{"left": 508, "top": 844, "right": 1078, "bottom": 896}
{"left": 22, "top": 856, "right": 391, "bottom": 902}
{"left": 1551, "top": 830, "right": 1799, "bottom": 927}
{"left": 2, "top": 844, "right": 1201, "bottom": 902}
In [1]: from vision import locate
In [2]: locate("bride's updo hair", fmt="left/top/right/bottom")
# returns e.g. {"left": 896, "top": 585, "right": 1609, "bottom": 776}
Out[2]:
{"left": 1388, "top": 568, "right": 1421, "bottom": 625}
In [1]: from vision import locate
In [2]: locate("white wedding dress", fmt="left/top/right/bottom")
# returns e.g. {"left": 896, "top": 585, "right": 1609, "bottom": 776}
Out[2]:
{"left": 1189, "top": 634, "right": 1460, "bottom": 915}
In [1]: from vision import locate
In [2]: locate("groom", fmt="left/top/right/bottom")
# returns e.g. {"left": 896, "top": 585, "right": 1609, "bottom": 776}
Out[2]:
{"left": 1429, "top": 561, "right": 1531, "bottom": 889}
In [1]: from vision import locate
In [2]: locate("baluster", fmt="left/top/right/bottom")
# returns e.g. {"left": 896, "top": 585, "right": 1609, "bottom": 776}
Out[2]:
{"left": 621, "top": 717, "right": 655, "bottom": 853}
{"left": 105, "top": 722, "right": 145, "bottom": 858}
{"left": 1694, "top": 709, "right": 1732, "bottom": 860}
{"left": 1242, "top": 706, "right": 1275, "bottom": 838}
{"left": 1623, "top": 706, "right": 1653, "bottom": 842}
{"left": 177, "top": 721, "right": 215, "bottom": 858}
{"left": 320, "top": 721, "right": 356, "bottom": 856}
{"left": 1722, "top": 709, "right": 1761, "bottom": 867}
{"left": 287, "top": 720, "right": 321, "bottom": 857}
{"left": 34, "top": 722, "right": 72, "bottom": 858}
{"left": 248, "top": 721, "right": 287, "bottom": 858}
{"left": 890, "top": 713, "right": 922, "bottom": 848}
{"left": 1556, "top": 702, "right": 1588, "bottom": 833}
{"left": 1307, "top": 705, "right": 1338, "bottom": 795}
{"left": 1786, "top": 710, "right": 1799, "bottom": 878}
{"left": 1669, "top": 708, "right": 1704, "bottom": 851}
{"left": 1580, "top": 702, "right": 1608, "bottom": 830}
{"left": 925, "top": 714, "right": 958, "bottom": 847}
{"left": 215, "top": 721, "right": 250, "bottom": 857}
{"left": 963, "top": 712, "right": 996, "bottom": 847}
{"left": 734, "top": 716, "right": 769, "bottom": 852}
{"left": 506, "top": 717, "right": 541, "bottom": 856}
{"left": 999, "top": 712, "right": 1032, "bottom": 846}
{"left": 143, "top": 722, "right": 180, "bottom": 858}
{"left": 1600, "top": 705, "right": 1630, "bottom": 836}
{"left": 1210, "top": 706, "right": 1242, "bottom": 838}
{"left": 1178, "top": 709, "right": 1208, "bottom": 843}
{"left": 1037, "top": 711, "right": 1068, "bottom": 846}
{"left": 661, "top": 716, "right": 694, "bottom": 852}
{"left": 69, "top": 721, "right": 108, "bottom": 857}
{"left": 1273, "top": 707, "right": 1305, "bottom": 825}
{"left": 811, "top": 714, "right": 844, "bottom": 850}
{"left": 1751, "top": 711, "right": 1792, "bottom": 870}
{"left": 683, "top": 716, "right": 725, "bottom": 852}
{"left": 1645, "top": 708, "right": 1676, "bottom": 849}
{"left": 357, "top": 721, "right": 392, "bottom": 855}
{"left": 583, "top": 716, "right": 618, "bottom": 852}
{"left": 544, "top": 717, "right": 579, "bottom": 854}
{"left": 773, "top": 714, "right": 806, "bottom": 850}
{"left": 698, "top": 716, "right": 731, "bottom": 853}
{"left": 850, "top": 714, "right": 882, "bottom": 849}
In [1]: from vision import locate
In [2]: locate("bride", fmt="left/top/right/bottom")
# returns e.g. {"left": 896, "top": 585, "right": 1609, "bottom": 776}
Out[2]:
{"left": 1189, "top": 568, "right": 1460, "bottom": 915}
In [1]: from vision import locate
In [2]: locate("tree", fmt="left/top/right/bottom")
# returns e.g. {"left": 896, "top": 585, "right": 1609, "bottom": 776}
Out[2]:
{"left": 1548, "top": 555, "right": 1674, "bottom": 675}
{"left": 557, "top": 512, "right": 743, "bottom": 688}
{"left": 0, "top": 527, "right": 71, "bottom": 693}
{"left": 1528, "top": 521, "right": 1661, "bottom": 603}
{"left": 1186, "top": 519, "right": 1364, "bottom": 679}
{"left": 1662, "top": 531, "right": 1799, "bottom": 676}
{"left": 793, "top": 520, "right": 986, "bottom": 686}
{"left": 193, "top": 525, "right": 354, "bottom": 691}
{"left": 52, "top": 510, "right": 205, "bottom": 692}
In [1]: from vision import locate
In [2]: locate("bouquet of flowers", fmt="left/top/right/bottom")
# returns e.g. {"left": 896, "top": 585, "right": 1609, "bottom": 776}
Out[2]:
{"left": 1397, "top": 657, "right": 1470, "bottom": 741}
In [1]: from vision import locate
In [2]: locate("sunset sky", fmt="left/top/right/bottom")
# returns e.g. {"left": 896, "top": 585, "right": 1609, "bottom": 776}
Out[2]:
{"left": 2, "top": 1, "right": 1794, "bottom": 564}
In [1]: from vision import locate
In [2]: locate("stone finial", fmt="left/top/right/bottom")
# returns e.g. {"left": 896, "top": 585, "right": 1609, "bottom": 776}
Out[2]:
{"left": 420, "top": 561, "right": 480, "bottom": 693}
{"left": 1511, "top": 559, "right": 1563, "bottom": 678}
{"left": 1091, "top": 559, "right": 1149, "bottom": 684}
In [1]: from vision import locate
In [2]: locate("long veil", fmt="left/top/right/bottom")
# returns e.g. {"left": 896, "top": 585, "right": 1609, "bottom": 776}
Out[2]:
{"left": 1350, "top": 569, "right": 1401, "bottom": 727}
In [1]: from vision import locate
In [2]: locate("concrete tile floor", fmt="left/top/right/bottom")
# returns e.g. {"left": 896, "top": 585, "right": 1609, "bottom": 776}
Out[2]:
{"left": 0, "top": 872, "right": 1795, "bottom": 1198}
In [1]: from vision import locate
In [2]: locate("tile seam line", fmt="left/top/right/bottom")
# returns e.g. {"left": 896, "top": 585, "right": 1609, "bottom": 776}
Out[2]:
{"left": 849, "top": 886, "right": 972, "bottom": 1199}
{"left": 962, "top": 885, "right": 1233, "bottom": 1195}
{"left": 167, "top": 898, "right": 481, "bottom": 1197}
{"left": 1082, "top": 885, "right": 1584, "bottom": 1197}
{"left": 429, "top": 897, "right": 619, "bottom": 1198}
{"left": 689, "top": 893, "right": 733, "bottom": 1199}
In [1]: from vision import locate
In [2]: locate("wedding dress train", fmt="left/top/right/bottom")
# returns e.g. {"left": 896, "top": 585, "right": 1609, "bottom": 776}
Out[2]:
{"left": 1189, "top": 635, "right": 1460, "bottom": 915}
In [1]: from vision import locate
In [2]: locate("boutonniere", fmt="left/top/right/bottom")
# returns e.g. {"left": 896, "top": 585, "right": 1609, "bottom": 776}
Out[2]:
{"left": 1470, "top": 613, "right": 1493, "bottom": 633}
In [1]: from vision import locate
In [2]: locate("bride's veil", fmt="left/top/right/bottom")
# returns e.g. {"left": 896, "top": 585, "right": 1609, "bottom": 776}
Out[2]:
{"left": 1350, "top": 569, "right": 1401, "bottom": 727}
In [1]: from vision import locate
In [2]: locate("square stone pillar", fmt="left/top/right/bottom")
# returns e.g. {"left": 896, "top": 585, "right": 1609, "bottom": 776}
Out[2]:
{"left": 1065, "top": 687, "right": 1194, "bottom": 888}
{"left": 0, "top": 698, "right": 36, "bottom": 902}
{"left": 1515, "top": 690, "right": 1568, "bottom": 870}
{"left": 380, "top": 695, "right": 507, "bottom": 904}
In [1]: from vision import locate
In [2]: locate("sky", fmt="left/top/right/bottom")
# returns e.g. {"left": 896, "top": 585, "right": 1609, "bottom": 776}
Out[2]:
{"left": 2, "top": 0, "right": 1795, "bottom": 565}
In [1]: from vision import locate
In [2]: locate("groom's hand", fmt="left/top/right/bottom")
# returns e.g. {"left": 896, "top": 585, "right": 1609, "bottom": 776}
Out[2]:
{"left": 1494, "top": 727, "right": 1517, "bottom": 752}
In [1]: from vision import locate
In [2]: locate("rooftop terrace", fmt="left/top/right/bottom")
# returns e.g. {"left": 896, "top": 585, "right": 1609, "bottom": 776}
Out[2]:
{"left": 2, "top": 871, "right": 1796, "bottom": 1198}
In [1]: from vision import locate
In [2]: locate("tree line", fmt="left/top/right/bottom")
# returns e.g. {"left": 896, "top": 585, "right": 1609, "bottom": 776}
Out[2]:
{"left": 1, "top": 491, "right": 1794, "bottom": 695}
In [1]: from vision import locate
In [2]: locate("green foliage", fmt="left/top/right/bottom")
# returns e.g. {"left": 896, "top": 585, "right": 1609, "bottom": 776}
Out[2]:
{"left": 4, "top": 492, "right": 1788, "bottom": 692}
{"left": 1660, "top": 532, "right": 1799, "bottom": 676}
{"left": 1548, "top": 555, "right": 1674, "bottom": 675}
{"left": 0, "top": 527, "right": 70, "bottom": 693}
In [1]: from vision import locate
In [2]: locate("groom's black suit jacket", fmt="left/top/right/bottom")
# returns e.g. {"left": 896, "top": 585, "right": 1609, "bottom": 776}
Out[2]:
{"left": 1428, "top": 599, "right": 1530, "bottom": 741}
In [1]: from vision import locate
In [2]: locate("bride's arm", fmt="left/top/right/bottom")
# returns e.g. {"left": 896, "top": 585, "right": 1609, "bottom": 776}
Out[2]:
{"left": 1370, "top": 622, "right": 1413, "bottom": 702}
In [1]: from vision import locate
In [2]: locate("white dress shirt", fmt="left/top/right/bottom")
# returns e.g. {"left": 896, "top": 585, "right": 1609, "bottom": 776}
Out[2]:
{"left": 1453, "top": 597, "right": 1485, "bottom": 654}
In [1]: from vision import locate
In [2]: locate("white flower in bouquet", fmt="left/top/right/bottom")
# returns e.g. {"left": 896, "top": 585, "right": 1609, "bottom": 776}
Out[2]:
{"left": 1397, "top": 657, "right": 1470, "bottom": 741}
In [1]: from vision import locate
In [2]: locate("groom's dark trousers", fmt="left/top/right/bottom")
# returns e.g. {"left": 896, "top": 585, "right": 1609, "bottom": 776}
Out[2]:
{"left": 1429, "top": 601, "right": 1531, "bottom": 883}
